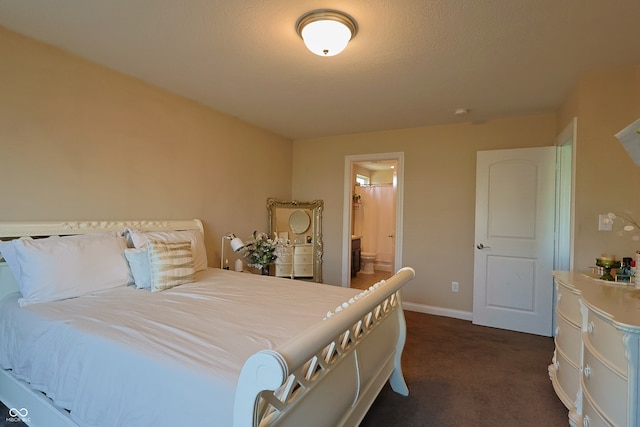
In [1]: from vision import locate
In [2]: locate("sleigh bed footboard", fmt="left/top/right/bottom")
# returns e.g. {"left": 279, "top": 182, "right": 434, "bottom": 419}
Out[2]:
{"left": 233, "top": 267, "right": 415, "bottom": 427}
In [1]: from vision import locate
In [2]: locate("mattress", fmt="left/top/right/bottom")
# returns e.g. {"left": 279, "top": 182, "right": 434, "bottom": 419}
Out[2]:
{"left": 0, "top": 268, "right": 359, "bottom": 427}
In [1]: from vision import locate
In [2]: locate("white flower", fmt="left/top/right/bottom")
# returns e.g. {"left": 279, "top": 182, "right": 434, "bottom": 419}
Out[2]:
{"left": 240, "top": 231, "right": 290, "bottom": 269}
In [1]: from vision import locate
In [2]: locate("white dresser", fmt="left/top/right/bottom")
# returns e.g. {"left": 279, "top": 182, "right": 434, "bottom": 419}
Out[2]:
{"left": 550, "top": 272, "right": 640, "bottom": 427}
{"left": 274, "top": 244, "right": 314, "bottom": 279}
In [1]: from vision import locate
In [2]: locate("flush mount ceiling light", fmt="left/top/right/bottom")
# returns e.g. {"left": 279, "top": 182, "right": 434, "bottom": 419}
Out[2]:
{"left": 296, "top": 9, "right": 358, "bottom": 57}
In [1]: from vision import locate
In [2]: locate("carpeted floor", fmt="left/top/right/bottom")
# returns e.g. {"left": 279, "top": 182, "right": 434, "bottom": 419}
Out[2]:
{"left": 0, "top": 405, "right": 27, "bottom": 427}
{"left": 360, "top": 310, "right": 569, "bottom": 427}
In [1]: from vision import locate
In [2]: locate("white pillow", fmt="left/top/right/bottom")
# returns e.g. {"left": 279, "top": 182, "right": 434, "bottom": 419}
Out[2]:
{"left": 1, "top": 233, "right": 119, "bottom": 289}
{"left": 147, "top": 240, "right": 195, "bottom": 292}
{"left": 0, "top": 237, "right": 32, "bottom": 288}
{"left": 126, "top": 229, "right": 208, "bottom": 272}
{"left": 124, "top": 248, "right": 151, "bottom": 290}
{"left": 12, "top": 233, "right": 132, "bottom": 306}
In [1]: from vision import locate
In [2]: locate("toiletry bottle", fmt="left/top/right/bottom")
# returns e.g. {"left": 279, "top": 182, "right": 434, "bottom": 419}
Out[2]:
{"left": 621, "top": 257, "right": 632, "bottom": 282}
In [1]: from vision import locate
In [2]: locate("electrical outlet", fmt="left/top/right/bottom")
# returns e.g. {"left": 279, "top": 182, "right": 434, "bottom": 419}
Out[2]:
{"left": 599, "top": 214, "right": 612, "bottom": 231}
{"left": 451, "top": 281, "right": 459, "bottom": 292}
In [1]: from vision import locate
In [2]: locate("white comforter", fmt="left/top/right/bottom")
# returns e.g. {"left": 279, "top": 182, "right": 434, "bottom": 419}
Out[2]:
{"left": 0, "top": 269, "right": 359, "bottom": 427}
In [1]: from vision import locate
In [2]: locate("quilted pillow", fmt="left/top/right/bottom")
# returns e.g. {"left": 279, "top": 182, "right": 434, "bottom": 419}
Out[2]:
{"left": 126, "top": 229, "right": 208, "bottom": 272}
{"left": 10, "top": 233, "right": 131, "bottom": 306}
{"left": 147, "top": 240, "right": 196, "bottom": 292}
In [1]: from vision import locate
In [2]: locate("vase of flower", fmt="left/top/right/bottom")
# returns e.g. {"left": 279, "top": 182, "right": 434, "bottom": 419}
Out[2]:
{"left": 241, "top": 231, "right": 289, "bottom": 275}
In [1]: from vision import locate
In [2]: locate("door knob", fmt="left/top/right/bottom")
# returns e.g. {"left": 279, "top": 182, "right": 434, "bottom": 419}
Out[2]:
{"left": 476, "top": 243, "right": 491, "bottom": 249}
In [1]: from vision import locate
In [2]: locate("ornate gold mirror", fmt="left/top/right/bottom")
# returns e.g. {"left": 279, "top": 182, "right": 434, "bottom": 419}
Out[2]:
{"left": 267, "top": 198, "right": 323, "bottom": 282}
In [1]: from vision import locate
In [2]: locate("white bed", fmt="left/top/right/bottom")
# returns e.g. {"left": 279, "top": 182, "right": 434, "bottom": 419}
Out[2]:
{"left": 0, "top": 219, "right": 415, "bottom": 427}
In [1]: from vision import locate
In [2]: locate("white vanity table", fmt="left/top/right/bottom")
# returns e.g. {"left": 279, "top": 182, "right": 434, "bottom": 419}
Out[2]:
{"left": 274, "top": 244, "right": 313, "bottom": 278}
{"left": 550, "top": 271, "right": 640, "bottom": 426}
{"left": 267, "top": 198, "right": 323, "bottom": 282}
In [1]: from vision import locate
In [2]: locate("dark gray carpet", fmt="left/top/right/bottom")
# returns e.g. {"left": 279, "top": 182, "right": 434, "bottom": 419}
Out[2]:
{"left": 0, "top": 405, "right": 27, "bottom": 427}
{"left": 361, "top": 310, "right": 569, "bottom": 427}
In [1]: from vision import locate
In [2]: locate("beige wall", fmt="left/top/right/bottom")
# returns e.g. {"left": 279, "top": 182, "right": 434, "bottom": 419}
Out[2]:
{"left": 5, "top": 24, "right": 640, "bottom": 316}
{"left": 292, "top": 115, "right": 556, "bottom": 312}
{"left": 558, "top": 65, "right": 640, "bottom": 272}
{"left": 0, "top": 27, "right": 293, "bottom": 268}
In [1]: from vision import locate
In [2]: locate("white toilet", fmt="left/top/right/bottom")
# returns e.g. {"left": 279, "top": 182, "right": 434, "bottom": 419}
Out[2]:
{"left": 360, "top": 252, "right": 376, "bottom": 274}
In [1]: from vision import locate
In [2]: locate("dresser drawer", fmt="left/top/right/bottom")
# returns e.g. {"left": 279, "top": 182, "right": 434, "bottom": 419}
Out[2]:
{"left": 294, "top": 254, "right": 313, "bottom": 265}
{"left": 277, "top": 253, "right": 293, "bottom": 264}
{"left": 556, "top": 280, "right": 582, "bottom": 325}
{"left": 581, "top": 393, "right": 612, "bottom": 427}
{"left": 294, "top": 264, "right": 313, "bottom": 277}
{"left": 294, "top": 245, "right": 313, "bottom": 255}
{"left": 275, "top": 264, "right": 293, "bottom": 277}
{"left": 555, "top": 313, "right": 582, "bottom": 366}
{"left": 584, "top": 308, "right": 627, "bottom": 376}
{"left": 554, "top": 348, "right": 580, "bottom": 408}
{"left": 582, "top": 343, "right": 627, "bottom": 427}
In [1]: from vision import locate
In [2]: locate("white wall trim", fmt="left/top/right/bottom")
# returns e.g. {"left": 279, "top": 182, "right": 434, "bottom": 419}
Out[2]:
{"left": 402, "top": 301, "right": 473, "bottom": 322}
{"left": 554, "top": 117, "right": 577, "bottom": 272}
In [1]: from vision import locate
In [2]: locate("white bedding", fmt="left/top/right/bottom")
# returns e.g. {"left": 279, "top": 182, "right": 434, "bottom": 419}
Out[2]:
{"left": 0, "top": 268, "right": 360, "bottom": 427}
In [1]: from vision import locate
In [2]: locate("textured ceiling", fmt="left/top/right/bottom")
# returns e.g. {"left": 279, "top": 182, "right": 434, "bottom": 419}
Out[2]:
{"left": 1, "top": 0, "right": 639, "bottom": 140}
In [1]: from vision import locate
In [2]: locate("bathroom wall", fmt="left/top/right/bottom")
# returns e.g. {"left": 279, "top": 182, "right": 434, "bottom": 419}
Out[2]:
{"left": 370, "top": 169, "right": 394, "bottom": 184}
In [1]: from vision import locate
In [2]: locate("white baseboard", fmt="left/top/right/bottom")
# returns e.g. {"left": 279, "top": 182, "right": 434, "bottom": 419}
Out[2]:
{"left": 402, "top": 301, "right": 473, "bottom": 321}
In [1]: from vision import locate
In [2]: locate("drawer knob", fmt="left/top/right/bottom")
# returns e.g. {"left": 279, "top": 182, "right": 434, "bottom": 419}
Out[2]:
{"left": 588, "top": 321, "right": 595, "bottom": 334}
{"left": 584, "top": 365, "right": 591, "bottom": 379}
{"left": 583, "top": 415, "right": 590, "bottom": 427}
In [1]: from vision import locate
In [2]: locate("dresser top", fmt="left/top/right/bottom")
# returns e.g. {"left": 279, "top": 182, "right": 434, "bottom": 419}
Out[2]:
{"left": 553, "top": 271, "right": 640, "bottom": 330}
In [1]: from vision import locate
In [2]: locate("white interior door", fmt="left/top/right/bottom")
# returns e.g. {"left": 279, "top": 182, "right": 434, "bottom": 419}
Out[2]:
{"left": 473, "top": 147, "right": 556, "bottom": 336}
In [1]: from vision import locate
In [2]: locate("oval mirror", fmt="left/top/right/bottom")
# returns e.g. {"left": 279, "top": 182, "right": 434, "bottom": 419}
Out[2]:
{"left": 289, "top": 210, "right": 310, "bottom": 234}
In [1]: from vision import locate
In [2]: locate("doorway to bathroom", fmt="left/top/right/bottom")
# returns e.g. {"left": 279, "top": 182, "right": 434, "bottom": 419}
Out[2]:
{"left": 342, "top": 153, "right": 404, "bottom": 288}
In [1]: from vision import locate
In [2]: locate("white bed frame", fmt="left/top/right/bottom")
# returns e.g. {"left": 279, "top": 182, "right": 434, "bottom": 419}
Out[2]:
{"left": 0, "top": 220, "right": 415, "bottom": 427}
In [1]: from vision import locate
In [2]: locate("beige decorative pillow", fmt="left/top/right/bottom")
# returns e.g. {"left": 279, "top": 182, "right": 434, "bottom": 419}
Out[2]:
{"left": 126, "top": 229, "right": 208, "bottom": 272}
{"left": 147, "top": 240, "right": 196, "bottom": 292}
